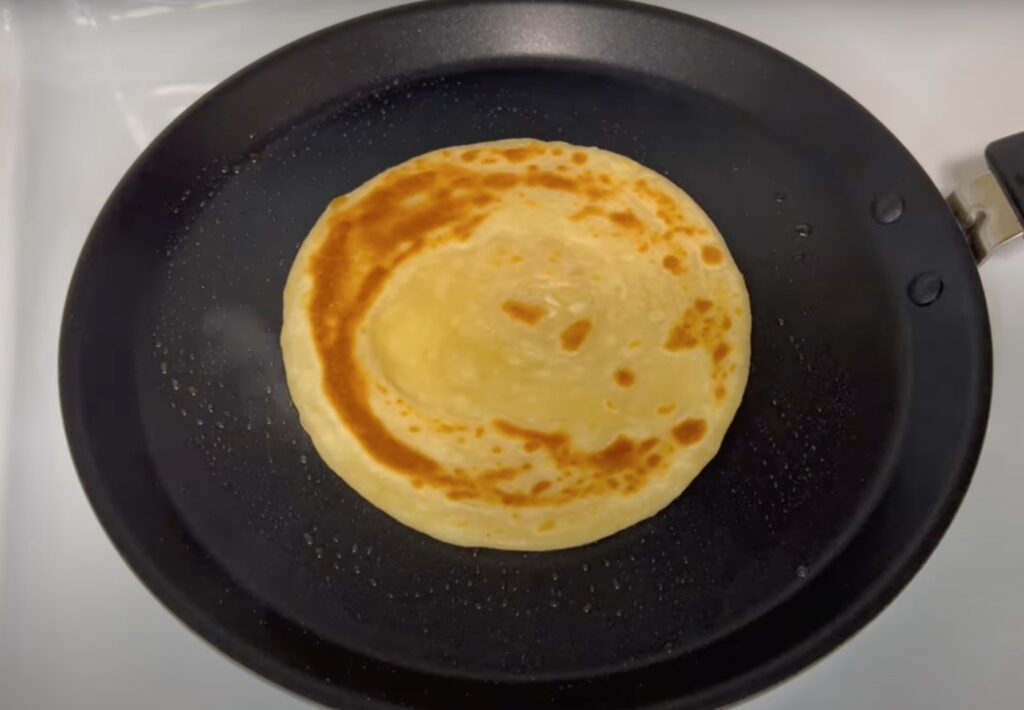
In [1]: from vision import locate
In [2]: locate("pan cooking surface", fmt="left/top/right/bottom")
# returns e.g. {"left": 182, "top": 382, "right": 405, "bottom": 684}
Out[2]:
{"left": 61, "top": 2, "right": 989, "bottom": 707}
{"left": 144, "top": 65, "right": 900, "bottom": 677}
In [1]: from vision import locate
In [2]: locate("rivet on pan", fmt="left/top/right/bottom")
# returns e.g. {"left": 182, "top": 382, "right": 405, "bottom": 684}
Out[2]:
{"left": 908, "top": 272, "right": 943, "bottom": 306}
{"left": 872, "top": 193, "right": 905, "bottom": 224}
{"left": 795, "top": 223, "right": 812, "bottom": 237}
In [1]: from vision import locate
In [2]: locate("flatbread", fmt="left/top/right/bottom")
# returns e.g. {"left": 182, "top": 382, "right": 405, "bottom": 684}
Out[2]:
{"left": 281, "top": 139, "right": 751, "bottom": 550}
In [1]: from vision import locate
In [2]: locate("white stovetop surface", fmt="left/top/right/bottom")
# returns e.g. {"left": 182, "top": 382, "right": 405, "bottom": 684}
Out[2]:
{"left": 1, "top": 1, "right": 1022, "bottom": 708}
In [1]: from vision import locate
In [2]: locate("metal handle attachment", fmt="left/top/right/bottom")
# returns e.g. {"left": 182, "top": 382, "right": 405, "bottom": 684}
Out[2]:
{"left": 948, "top": 132, "right": 1024, "bottom": 264}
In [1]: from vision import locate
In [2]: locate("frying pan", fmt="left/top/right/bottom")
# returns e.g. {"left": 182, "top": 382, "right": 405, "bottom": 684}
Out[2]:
{"left": 58, "top": 1, "right": 1024, "bottom": 708}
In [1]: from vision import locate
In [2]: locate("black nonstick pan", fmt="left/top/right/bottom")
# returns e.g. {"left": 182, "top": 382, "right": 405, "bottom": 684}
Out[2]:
{"left": 59, "top": 1, "right": 1023, "bottom": 708}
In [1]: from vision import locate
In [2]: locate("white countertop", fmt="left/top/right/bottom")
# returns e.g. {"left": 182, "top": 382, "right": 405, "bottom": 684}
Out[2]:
{"left": 1, "top": 1, "right": 1022, "bottom": 708}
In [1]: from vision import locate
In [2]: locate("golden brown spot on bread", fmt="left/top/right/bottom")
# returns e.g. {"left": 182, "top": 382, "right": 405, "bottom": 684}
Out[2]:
{"left": 672, "top": 418, "right": 707, "bottom": 445}
{"left": 664, "top": 298, "right": 731, "bottom": 358}
{"left": 664, "top": 320, "right": 699, "bottom": 351}
{"left": 646, "top": 454, "right": 662, "bottom": 467}
{"left": 667, "top": 225, "right": 704, "bottom": 239}
{"left": 657, "top": 403, "right": 676, "bottom": 415}
{"left": 480, "top": 467, "right": 519, "bottom": 483}
{"left": 560, "top": 319, "right": 593, "bottom": 352}
{"left": 531, "top": 480, "right": 552, "bottom": 495}
{"left": 572, "top": 151, "right": 588, "bottom": 165}
{"left": 614, "top": 368, "right": 635, "bottom": 387}
{"left": 608, "top": 210, "right": 643, "bottom": 231}
{"left": 501, "top": 144, "right": 544, "bottom": 163}
{"left": 539, "top": 519, "right": 556, "bottom": 532}
{"left": 570, "top": 205, "right": 604, "bottom": 222}
{"left": 634, "top": 178, "right": 687, "bottom": 226}
{"left": 495, "top": 420, "right": 569, "bottom": 454}
{"left": 589, "top": 436, "right": 637, "bottom": 470}
{"left": 714, "top": 385, "right": 727, "bottom": 400}
{"left": 451, "top": 213, "right": 488, "bottom": 241}
{"left": 501, "top": 299, "right": 545, "bottom": 324}
{"left": 701, "top": 245, "right": 724, "bottom": 265}
{"left": 483, "top": 172, "right": 518, "bottom": 189}
{"left": 662, "top": 254, "right": 683, "bottom": 275}
{"left": 461, "top": 149, "right": 479, "bottom": 162}
{"left": 492, "top": 421, "right": 661, "bottom": 500}
{"left": 527, "top": 172, "right": 577, "bottom": 192}
{"left": 552, "top": 147, "right": 564, "bottom": 156}
{"left": 436, "top": 422, "right": 467, "bottom": 434}
{"left": 713, "top": 342, "right": 732, "bottom": 362}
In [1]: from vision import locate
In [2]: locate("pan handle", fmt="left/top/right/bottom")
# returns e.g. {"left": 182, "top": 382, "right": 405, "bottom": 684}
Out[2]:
{"left": 948, "top": 132, "right": 1024, "bottom": 264}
